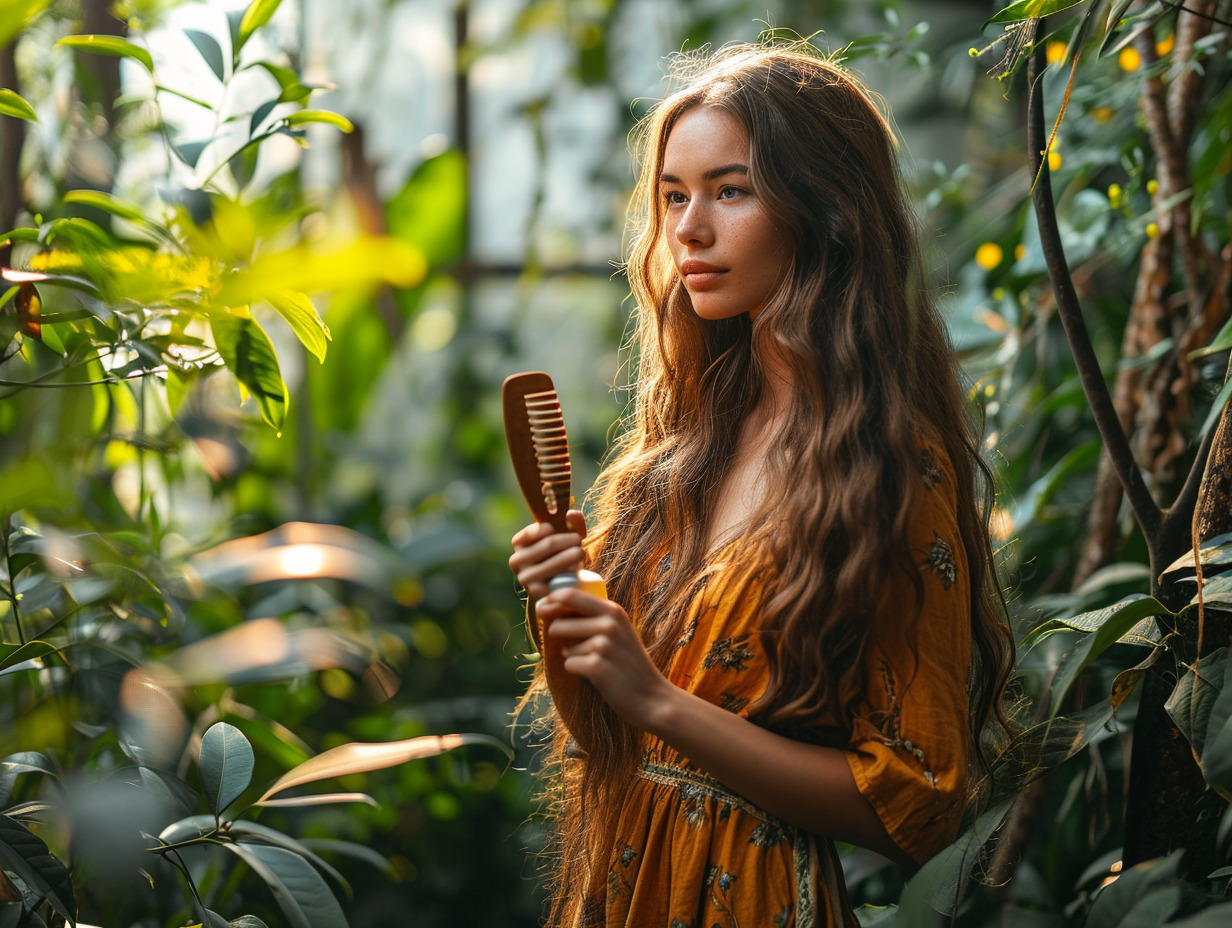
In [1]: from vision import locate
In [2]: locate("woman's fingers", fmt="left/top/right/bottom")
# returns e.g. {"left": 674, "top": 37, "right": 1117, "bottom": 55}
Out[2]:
{"left": 508, "top": 522, "right": 586, "bottom": 598}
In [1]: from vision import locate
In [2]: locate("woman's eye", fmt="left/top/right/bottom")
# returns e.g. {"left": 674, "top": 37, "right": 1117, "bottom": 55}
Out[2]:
{"left": 718, "top": 186, "right": 744, "bottom": 200}
{"left": 664, "top": 191, "right": 687, "bottom": 206}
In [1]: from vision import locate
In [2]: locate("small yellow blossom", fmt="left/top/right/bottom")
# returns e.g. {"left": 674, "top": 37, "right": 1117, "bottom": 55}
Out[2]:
{"left": 1147, "top": 179, "right": 1159, "bottom": 195}
{"left": 984, "top": 383, "right": 996, "bottom": 398}
{"left": 1108, "top": 183, "right": 1123, "bottom": 207}
{"left": 1014, "top": 244, "right": 1026, "bottom": 261}
{"left": 1046, "top": 41, "right": 1067, "bottom": 64}
{"left": 1092, "top": 106, "right": 1113, "bottom": 124}
{"left": 1048, "top": 150, "right": 1062, "bottom": 171}
{"left": 1146, "top": 222, "right": 1159, "bottom": 239}
{"left": 1157, "top": 33, "right": 1174, "bottom": 56}
{"left": 1119, "top": 47, "right": 1141, "bottom": 71}
{"left": 975, "top": 242, "right": 1003, "bottom": 270}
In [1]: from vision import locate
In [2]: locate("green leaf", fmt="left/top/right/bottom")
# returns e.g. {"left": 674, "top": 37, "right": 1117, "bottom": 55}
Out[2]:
{"left": 199, "top": 722, "right": 255, "bottom": 816}
{"left": 230, "top": 917, "right": 271, "bottom": 928}
{"left": 186, "top": 28, "right": 226, "bottom": 82}
{"left": 228, "top": 821, "right": 348, "bottom": 890}
{"left": 0, "top": 813, "right": 75, "bottom": 923}
{"left": 1190, "top": 314, "right": 1232, "bottom": 360}
{"left": 284, "top": 109, "right": 354, "bottom": 133}
{"left": 1166, "top": 648, "right": 1232, "bottom": 796}
{"left": 0, "top": 641, "right": 56, "bottom": 674}
{"left": 157, "top": 812, "right": 219, "bottom": 846}
{"left": 0, "top": 89, "right": 37, "bottom": 122}
{"left": 0, "top": 0, "right": 49, "bottom": 49}
{"left": 225, "top": 842, "right": 347, "bottom": 928}
{"left": 210, "top": 311, "right": 288, "bottom": 433}
{"left": 57, "top": 34, "right": 154, "bottom": 73}
{"left": 897, "top": 795, "right": 1016, "bottom": 923}
{"left": 298, "top": 838, "right": 395, "bottom": 877}
{"left": 257, "top": 733, "right": 507, "bottom": 804}
{"left": 1037, "top": 596, "right": 1173, "bottom": 713}
{"left": 264, "top": 290, "right": 330, "bottom": 362}
{"left": 62, "top": 189, "right": 145, "bottom": 223}
{"left": 253, "top": 62, "right": 314, "bottom": 103}
{"left": 1161, "top": 532, "right": 1232, "bottom": 576}
{"left": 1086, "top": 852, "right": 1182, "bottom": 928}
{"left": 237, "top": 0, "right": 284, "bottom": 53}
{"left": 386, "top": 149, "right": 467, "bottom": 268}
{"left": 988, "top": 0, "right": 1089, "bottom": 25}
{"left": 0, "top": 752, "right": 57, "bottom": 808}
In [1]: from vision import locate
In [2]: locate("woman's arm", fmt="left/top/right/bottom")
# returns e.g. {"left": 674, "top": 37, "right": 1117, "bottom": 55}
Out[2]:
{"left": 535, "top": 587, "right": 918, "bottom": 868}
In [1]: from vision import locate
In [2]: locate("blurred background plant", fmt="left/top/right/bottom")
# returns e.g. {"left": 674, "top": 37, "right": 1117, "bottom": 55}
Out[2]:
{"left": 1, "top": 0, "right": 1231, "bottom": 926}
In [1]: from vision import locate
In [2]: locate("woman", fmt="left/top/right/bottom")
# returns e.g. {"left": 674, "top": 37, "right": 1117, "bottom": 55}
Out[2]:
{"left": 509, "top": 40, "right": 1013, "bottom": 928}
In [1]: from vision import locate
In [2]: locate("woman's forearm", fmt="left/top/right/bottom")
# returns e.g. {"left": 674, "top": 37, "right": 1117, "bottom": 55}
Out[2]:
{"left": 643, "top": 682, "right": 915, "bottom": 867}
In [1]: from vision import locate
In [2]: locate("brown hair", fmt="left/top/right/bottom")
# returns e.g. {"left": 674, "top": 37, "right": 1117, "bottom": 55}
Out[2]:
{"left": 531, "top": 39, "right": 1014, "bottom": 924}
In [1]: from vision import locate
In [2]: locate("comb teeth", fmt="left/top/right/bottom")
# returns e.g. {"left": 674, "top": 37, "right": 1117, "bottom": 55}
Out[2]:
{"left": 525, "top": 389, "right": 570, "bottom": 514}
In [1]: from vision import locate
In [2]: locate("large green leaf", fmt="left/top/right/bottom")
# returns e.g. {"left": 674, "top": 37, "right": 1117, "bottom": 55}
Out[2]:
{"left": 57, "top": 34, "right": 153, "bottom": 73}
{"left": 256, "top": 733, "right": 508, "bottom": 804}
{"left": 896, "top": 795, "right": 1016, "bottom": 924}
{"left": 0, "top": 752, "right": 56, "bottom": 808}
{"left": 225, "top": 842, "right": 346, "bottom": 928}
{"left": 1161, "top": 532, "right": 1232, "bottom": 576}
{"left": 0, "top": 813, "right": 74, "bottom": 923}
{"left": 1165, "top": 648, "right": 1232, "bottom": 798}
{"left": 264, "top": 290, "right": 330, "bottom": 362}
{"left": 228, "top": 821, "right": 347, "bottom": 889}
{"left": 199, "top": 722, "right": 255, "bottom": 816}
{"left": 210, "top": 311, "right": 288, "bottom": 433}
{"left": 384, "top": 149, "right": 467, "bottom": 269}
{"left": 0, "top": 89, "right": 37, "bottom": 122}
{"left": 1031, "top": 596, "right": 1173, "bottom": 714}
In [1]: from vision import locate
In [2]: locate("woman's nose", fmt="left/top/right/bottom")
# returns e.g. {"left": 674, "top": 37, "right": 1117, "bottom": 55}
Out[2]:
{"left": 674, "top": 201, "right": 713, "bottom": 247}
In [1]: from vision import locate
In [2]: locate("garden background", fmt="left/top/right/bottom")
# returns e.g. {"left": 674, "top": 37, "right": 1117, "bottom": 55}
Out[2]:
{"left": 2, "top": 0, "right": 1231, "bottom": 926}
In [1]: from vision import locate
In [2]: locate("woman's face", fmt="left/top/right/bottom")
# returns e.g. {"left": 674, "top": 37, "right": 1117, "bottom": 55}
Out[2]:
{"left": 659, "top": 106, "right": 790, "bottom": 321}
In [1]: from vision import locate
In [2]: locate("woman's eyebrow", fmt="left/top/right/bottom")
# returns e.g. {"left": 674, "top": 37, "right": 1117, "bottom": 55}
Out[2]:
{"left": 658, "top": 163, "right": 750, "bottom": 184}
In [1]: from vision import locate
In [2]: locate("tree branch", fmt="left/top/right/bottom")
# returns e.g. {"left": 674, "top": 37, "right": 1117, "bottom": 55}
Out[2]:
{"left": 1026, "top": 44, "right": 1163, "bottom": 544}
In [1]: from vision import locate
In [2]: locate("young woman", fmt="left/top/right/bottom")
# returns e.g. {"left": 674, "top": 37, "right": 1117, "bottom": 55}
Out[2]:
{"left": 509, "top": 40, "right": 1013, "bottom": 928}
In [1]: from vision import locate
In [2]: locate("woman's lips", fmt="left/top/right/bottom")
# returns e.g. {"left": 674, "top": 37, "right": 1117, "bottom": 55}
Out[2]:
{"left": 680, "top": 261, "right": 726, "bottom": 289}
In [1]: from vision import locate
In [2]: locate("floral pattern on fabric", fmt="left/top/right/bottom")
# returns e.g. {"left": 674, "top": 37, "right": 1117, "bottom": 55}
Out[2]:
{"left": 583, "top": 441, "right": 971, "bottom": 926}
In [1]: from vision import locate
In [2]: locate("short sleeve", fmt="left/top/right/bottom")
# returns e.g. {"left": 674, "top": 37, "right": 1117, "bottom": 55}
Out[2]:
{"left": 843, "top": 443, "right": 972, "bottom": 865}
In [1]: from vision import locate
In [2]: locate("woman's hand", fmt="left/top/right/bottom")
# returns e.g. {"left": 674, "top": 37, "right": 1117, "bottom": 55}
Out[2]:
{"left": 508, "top": 509, "right": 587, "bottom": 600}
{"left": 537, "top": 587, "right": 674, "bottom": 732}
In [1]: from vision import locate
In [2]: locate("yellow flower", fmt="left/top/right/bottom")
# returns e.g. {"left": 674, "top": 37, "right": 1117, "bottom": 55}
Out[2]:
{"left": 1014, "top": 244, "right": 1026, "bottom": 261}
{"left": 975, "top": 242, "right": 1003, "bottom": 270}
{"left": 1146, "top": 222, "right": 1159, "bottom": 239}
{"left": 1157, "top": 33, "right": 1174, "bottom": 56}
{"left": 1147, "top": 179, "right": 1159, "bottom": 195}
{"left": 1108, "top": 183, "right": 1123, "bottom": 207}
{"left": 1092, "top": 106, "right": 1113, "bottom": 124}
{"left": 1048, "top": 149, "right": 1062, "bottom": 171}
{"left": 1119, "top": 47, "right": 1141, "bottom": 72}
{"left": 1046, "top": 41, "right": 1067, "bottom": 64}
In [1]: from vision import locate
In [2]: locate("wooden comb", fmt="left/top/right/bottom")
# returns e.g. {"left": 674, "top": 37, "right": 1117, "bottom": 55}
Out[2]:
{"left": 503, "top": 371, "right": 572, "bottom": 535}
{"left": 503, "top": 371, "right": 606, "bottom": 750}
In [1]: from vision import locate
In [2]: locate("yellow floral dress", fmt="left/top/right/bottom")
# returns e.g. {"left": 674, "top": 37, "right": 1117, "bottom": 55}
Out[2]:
{"left": 591, "top": 445, "right": 971, "bottom": 928}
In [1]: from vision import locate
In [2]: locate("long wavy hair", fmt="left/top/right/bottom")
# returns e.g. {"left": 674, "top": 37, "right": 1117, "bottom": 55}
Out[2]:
{"left": 531, "top": 40, "right": 1014, "bottom": 925}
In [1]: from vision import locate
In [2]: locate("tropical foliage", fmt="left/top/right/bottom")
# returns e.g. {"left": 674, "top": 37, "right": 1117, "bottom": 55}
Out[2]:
{"left": 2, "top": 0, "right": 1231, "bottom": 927}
